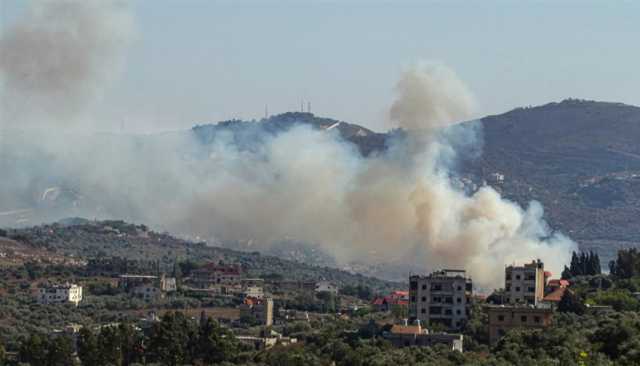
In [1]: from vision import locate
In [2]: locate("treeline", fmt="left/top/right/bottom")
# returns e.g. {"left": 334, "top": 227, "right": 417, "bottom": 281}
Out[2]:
{"left": 561, "top": 251, "right": 601, "bottom": 278}
{"left": 15, "top": 312, "right": 239, "bottom": 366}
{"left": 609, "top": 248, "right": 640, "bottom": 279}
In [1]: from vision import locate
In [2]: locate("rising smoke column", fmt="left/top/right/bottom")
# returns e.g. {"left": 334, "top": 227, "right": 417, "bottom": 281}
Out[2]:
{"left": 367, "top": 63, "right": 575, "bottom": 287}
{"left": 0, "top": 1, "right": 575, "bottom": 289}
{"left": 172, "top": 64, "right": 575, "bottom": 289}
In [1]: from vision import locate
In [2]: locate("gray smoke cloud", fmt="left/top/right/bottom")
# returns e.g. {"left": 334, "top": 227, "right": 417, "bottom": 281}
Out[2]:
{"left": 0, "top": 2, "right": 575, "bottom": 289}
{"left": 0, "top": 0, "right": 132, "bottom": 127}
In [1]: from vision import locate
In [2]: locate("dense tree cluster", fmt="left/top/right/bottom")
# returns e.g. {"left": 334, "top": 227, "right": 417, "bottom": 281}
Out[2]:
{"left": 562, "top": 251, "right": 602, "bottom": 279}
{"left": 16, "top": 312, "right": 239, "bottom": 366}
{"left": 609, "top": 248, "right": 640, "bottom": 279}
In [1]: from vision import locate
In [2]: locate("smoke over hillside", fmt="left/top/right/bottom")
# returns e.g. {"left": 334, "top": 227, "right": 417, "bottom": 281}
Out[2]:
{"left": 0, "top": 2, "right": 575, "bottom": 288}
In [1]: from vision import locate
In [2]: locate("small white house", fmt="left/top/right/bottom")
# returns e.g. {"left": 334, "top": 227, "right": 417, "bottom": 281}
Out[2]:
{"left": 39, "top": 283, "right": 83, "bottom": 306}
{"left": 315, "top": 281, "right": 338, "bottom": 295}
{"left": 244, "top": 286, "right": 264, "bottom": 299}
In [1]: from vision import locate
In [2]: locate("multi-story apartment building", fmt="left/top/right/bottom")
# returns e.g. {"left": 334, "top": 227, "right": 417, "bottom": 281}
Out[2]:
{"left": 119, "top": 274, "right": 176, "bottom": 301}
{"left": 505, "top": 260, "right": 546, "bottom": 305}
{"left": 409, "top": 269, "right": 473, "bottom": 330}
{"left": 191, "top": 263, "right": 242, "bottom": 288}
{"left": 486, "top": 305, "right": 553, "bottom": 344}
{"left": 38, "top": 283, "right": 83, "bottom": 306}
{"left": 240, "top": 297, "right": 274, "bottom": 326}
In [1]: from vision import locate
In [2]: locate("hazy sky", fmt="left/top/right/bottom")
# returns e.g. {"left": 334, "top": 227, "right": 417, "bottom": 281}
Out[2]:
{"left": 1, "top": 0, "right": 639, "bottom": 132}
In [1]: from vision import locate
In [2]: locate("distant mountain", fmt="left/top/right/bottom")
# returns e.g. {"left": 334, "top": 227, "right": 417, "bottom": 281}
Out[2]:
{"left": 468, "top": 99, "right": 640, "bottom": 264}
{"left": 192, "top": 111, "right": 387, "bottom": 156}
{"left": 2, "top": 220, "right": 398, "bottom": 291}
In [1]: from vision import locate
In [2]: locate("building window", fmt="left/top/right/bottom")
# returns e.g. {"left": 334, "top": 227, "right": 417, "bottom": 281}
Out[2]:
{"left": 457, "top": 286, "right": 462, "bottom": 291}
{"left": 534, "top": 316, "right": 541, "bottom": 323}
{"left": 521, "top": 316, "right": 527, "bottom": 322}
{"left": 516, "top": 275, "right": 521, "bottom": 280}
{"left": 411, "top": 296, "right": 416, "bottom": 302}
{"left": 515, "top": 287, "right": 521, "bottom": 292}
{"left": 421, "top": 308, "right": 426, "bottom": 314}
{"left": 498, "top": 315, "right": 505, "bottom": 321}
{"left": 456, "top": 309, "right": 461, "bottom": 315}
{"left": 422, "top": 284, "right": 427, "bottom": 290}
{"left": 527, "top": 287, "right": 535, "bottom": 292}
{"left": 422, "top": 297, "right": 427, "bottom": 302}
{"left": 445, "top": 309, "right": 452, "bottom": 315}
{"left": 456, "top": 297, "right": 462, "bottom": 303}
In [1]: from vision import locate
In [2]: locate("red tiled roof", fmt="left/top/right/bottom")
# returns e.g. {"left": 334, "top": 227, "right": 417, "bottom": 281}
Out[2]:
{"left": 543, "top": 287, "right": 567, "bottom": 302}
{"left": 372, "top": 298, "right": 385, "bottom": 305}
{"left": 390, "top": 325, "right": 422, "bottom": 335}
{"left": 243, "top": 296, "right": 265, "bottom": 306}
{"left": 548, "top": 279, "right": 570, "bottom": 288}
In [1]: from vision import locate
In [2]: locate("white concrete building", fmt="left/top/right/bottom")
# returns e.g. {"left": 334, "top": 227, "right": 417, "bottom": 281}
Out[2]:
{"left": 244, "top": 286, "right": 264, "bottom": 299}
{"left": 315, "top": 281, "right": 338, "bottom": 295}
{"left": 409, "top": 269, "right": 472, "bottom": 330}
{"left": 38, "top": 283, "right": 83, "bottom": 306}
{"left": 119, "top": 274, "right": 176, "bottom": 301}
{"left": 505, "top": 260, "right": 546, "bottom": 305}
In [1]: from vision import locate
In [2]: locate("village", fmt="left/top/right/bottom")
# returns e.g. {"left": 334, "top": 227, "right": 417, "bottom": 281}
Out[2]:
{"left": 2, "top": 220, "right": 639, "bottom": 365}
{"left": 24, "top": 253, "right": 597, "bottom": 356}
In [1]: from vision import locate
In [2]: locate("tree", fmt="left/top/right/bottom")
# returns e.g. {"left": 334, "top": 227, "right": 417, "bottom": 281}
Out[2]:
{"left": 146, "top": 312, "right": 197, "bottom": 366}
{"left": 77, "top": 328, "right": 99, "bottom": 365}
{"left": 610, "top": 248, "right": 640, "bottom": 279}
{"left": 0, "top": 343, "right": 6, "bottom": 366}
{"left": 97, "top": 325, "right": 123, "bottom": 366}
{"left": 19, "top": 334, "right": 48, "bottom": 365}
{"left": 558, "top": 290, "right": 586, "bottom": 315}
{"left": 119, "top": 323, "right": 143, "bottom": 366}
{"left": 196, "top": 316, "right": 237, "bottom": 364}
{"left": 46, "top": 335, "right": 75, "bottom": 366}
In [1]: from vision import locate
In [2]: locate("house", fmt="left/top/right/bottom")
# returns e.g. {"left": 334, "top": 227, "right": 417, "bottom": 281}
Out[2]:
{"left": 546, "top": 279, "right": 570, "bottom": 290}
{"left": 372, "top": 290, "right": 409, "bottom": 312}
{"left": 244, "top": 286, "right": 264, "bottom": 299}
{"left": 486, "top": 305, "right": 553, "bottom": 345}
{"left": 240, "top": 297, "right": 274, "bottom": 326}
{"left": 542, "top": 286, "right": 568, "bottom": 307}
{"left": 505, "top": 260, "right": 547, "bottom": 305}
{"left": 119, "top": 274, "right": 176, "bottom": 301}
{"left": 38, "top": 283, "right": 83, "bottom": 306}
{"left": 236, "top": 330, "right": 297, "bottom": 350}
{"left": 315, "top": 281, "right": 338, "bottom": 295}
{"left": 409, "top": 269, "right": 473, "bottom": 330}
{"left": 190, "top": 263, "right": 242, "bottom": 288}
{"left": 383, "top": 320, "right": 463, "bottom": 352}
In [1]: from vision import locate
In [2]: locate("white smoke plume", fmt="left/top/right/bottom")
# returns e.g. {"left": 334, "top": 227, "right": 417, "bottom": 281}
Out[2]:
{"left": 0, "top": 2, "right": 575, "bottom": 289}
